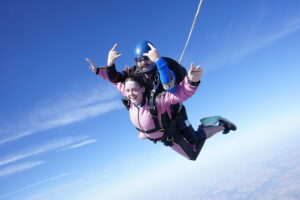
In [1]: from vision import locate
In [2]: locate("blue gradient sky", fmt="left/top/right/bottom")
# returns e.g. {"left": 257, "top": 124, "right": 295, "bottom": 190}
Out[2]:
{"left": 1, "top": 0, "right": 300, "bottom": 199}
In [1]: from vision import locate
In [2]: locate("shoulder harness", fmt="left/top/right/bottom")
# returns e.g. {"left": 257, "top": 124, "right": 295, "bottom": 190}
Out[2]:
{"left": 121, "top": 72, "right": 180, "bottom": 146}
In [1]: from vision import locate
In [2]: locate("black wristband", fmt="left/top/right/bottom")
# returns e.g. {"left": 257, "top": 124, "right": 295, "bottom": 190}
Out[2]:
{"left": 96, "top": 68, "right": 100, "bottom": 75}
{"left": 188, "top": 79, "right": 201, "bottom": 86}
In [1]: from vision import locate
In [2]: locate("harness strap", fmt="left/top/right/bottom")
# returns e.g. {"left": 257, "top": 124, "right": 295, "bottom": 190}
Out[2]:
{"left": 121, "top": 97, "right": 131, "bottom": 110}
{"left": 144, "top": 130, "right": 176, "bottom": 145}
{"left": 160, "top": 112, "right": 180, "bottom": 146}
{"left": 135, "top": 127, "right": 164, "bottom": 134}
{"left": 147, "top": 72, "right": 162, "bottom": 133}
{"left": 126, "top": 70, "right": 181, "bottom": 146}
{"left": 143, "top": 72, "right": 181, "bottom": 146}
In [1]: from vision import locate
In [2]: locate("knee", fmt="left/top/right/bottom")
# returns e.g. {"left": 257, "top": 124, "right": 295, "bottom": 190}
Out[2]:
{"left": 190, "top": 156, "right": 197, "bottom": 161}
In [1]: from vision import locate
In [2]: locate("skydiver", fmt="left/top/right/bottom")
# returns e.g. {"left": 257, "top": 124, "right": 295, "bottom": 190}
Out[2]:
{"left": 86, "top": 59, "right": 236, "bottom": 160}
{"left": 98, "top": 40, "right": 209, "bottom": 146}
{"left": 85, "top": 41, "right": 237, "bottom": 160}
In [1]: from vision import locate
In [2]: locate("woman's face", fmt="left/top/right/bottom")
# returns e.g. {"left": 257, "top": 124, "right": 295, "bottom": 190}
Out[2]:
{"left": 124, "top": 80, "right": 145, "bottom": 104}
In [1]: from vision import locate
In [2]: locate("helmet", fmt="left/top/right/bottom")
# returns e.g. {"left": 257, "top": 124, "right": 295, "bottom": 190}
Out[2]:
{"left": 134, "top": 40, "right": 156, "bottom": 74}
{"left": 134, "top": 40, "right": 153, "bottom": 58}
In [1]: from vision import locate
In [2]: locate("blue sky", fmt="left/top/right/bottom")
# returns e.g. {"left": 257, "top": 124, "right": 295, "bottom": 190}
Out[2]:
{"left": 1, "top": 0, "right": 300, "bottom": 199}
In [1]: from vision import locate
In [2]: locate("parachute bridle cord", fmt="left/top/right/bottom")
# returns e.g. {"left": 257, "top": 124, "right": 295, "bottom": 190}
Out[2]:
{"left": 178, "top": 0, "right": 203, "bottom": 64}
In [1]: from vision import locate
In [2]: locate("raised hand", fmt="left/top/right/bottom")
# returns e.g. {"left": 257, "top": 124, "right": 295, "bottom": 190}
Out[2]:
{"left": 142, "top": 43, "right": 160, "bottom": 62}
{"left": 107, "top": 43, "right": 122, "bottom": 66}
{"left": 85, "top": 58, "right": 97, "bottom": 73}
{"left": 188, "top": 63, "right": 204, "bottom": 83}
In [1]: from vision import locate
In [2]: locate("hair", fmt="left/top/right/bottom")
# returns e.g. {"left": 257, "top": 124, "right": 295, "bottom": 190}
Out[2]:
{"left": 124, "top": 74, "right": 147, "bottom": 88}
{"left": 124, "top": 74, "right": 151, "bottom": 97}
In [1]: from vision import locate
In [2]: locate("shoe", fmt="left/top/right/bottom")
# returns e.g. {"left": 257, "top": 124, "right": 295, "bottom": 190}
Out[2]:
{"left": 200, "top": 116, "right": 222, "bottom": 126}
{"left": 218, "top": 118, "right": 237, "bottom": 134}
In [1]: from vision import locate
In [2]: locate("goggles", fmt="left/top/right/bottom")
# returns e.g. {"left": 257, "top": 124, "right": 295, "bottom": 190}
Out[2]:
{"left": 135, "top": 56, "right": 150, "bottom": 63}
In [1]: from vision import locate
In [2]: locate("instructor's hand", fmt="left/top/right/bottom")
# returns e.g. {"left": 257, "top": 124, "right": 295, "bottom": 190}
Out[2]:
{"left": 107, "top": 43, "right": 122, "bottom": 66}
{"left": 142, "top": 43, "right": 160, "bottom": 62}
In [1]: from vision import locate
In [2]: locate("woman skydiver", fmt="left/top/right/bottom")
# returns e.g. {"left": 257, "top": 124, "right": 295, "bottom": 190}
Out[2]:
{"left": 86, "top": 58, "right": 236, "bottom": 160}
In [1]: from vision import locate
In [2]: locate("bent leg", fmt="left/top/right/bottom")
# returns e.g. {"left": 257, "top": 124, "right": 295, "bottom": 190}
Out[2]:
{"left": 180, "top": 124, "right": 198, "bottom": 144}
{"left": 170, "top": 137, "right": 206, "bottom": 161}
{"left": 170, "top": 138, "right": 196, "bottom": 160}
{"left": 177, "top": 105, "right": 199, "bottom": 145}
{"left": 200, "top": 126, "right": 224, "bottom": 139}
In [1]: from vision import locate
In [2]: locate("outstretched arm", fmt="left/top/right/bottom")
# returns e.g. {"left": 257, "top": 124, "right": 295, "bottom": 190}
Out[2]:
{"left": 85, "top": 57, "right": 127, "bottom": 96}
{"left": 143, "top": 43, "right": 177, "bottom": 93}
{"left": 85, "top": 57, "right": 110, "bottom": 80}
{"left": 157, "top": 63, "right": 204, "bottom": 107}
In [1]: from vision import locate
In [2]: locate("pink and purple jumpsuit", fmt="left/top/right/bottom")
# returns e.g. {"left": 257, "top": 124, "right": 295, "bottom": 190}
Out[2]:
{"left": 97, "top": 68, "right": 204, "bottom": 160}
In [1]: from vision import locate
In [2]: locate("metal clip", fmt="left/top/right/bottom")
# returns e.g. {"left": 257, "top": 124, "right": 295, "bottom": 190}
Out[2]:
{"left": 166, "top": 136, "right": 173, "bottom": 142}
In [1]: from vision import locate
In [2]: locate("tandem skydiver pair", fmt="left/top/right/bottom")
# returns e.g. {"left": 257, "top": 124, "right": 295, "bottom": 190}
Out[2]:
{"left": 86, "top": 40, "right": 237, "bottom": 160}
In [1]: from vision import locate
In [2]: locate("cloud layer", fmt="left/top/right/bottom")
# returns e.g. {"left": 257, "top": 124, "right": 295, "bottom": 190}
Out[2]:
{"left": 0, "top": 161, "right": 45, "bottom": 177}
{"left": 0, "top": 86, "right": 122, "bottom": 145}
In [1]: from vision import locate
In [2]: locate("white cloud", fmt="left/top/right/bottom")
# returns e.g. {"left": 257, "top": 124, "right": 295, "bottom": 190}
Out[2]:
{"left": 0, "top": 136, "right": 89, "bottom": 167}
{"left": 204, "top": 15, "right": 300, "bottom": 71}
{"left": 35, "top": 100, "right": 122, "bottom": 131}
{"left": 10, "top": 154, "right": 156, "bottom": 200}
{"left": 286, "top": 15, "right": 300, "bottom": 29}
{"left": 0, "top": 161, "right": 44, "bottom": 177}
{"left": 62, "top": 139, "right": 98, "bottom": 150}
{"left": 22, "top": 182, "right": 77, "bottom": 200}
{"left": 0, "top": 172, "right": 74, "bottom": 199}
{"left": 0, "top": 86, "right": 122, "bottom": 145}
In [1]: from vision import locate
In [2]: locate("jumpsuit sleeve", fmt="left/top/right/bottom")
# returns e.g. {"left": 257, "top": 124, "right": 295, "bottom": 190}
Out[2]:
{"left": 156, "top": 76, "right": 200, "bottom": 109}
{"left": 95, "top": 67, "right": 126, "bottom": 96}
{"left": 106, "top": 64, "right": 128, "bottom": 83}
{"left": 155, "top": 58, "right": 177, "bottom": 93}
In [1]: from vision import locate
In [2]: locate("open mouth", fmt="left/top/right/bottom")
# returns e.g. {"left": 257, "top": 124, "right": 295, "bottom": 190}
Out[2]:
{"left": 140, "top": 64, "right": 154, "bottom": 72}
{"left": 141, "top": 65, "right": 150, "bottom": 70}
{"left": 129, "top": 95, "right": 137, "bottom": 101}
{"left": 141, "top": 68, "right": 149, "bottom": 72}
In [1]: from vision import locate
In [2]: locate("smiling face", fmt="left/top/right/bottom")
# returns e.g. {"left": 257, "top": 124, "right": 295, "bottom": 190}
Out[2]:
{"left": 135, "top": 56, "right": 155, "bottom": 73}
{"left": 124, "top": 80, "right": 145, "bottom": 104}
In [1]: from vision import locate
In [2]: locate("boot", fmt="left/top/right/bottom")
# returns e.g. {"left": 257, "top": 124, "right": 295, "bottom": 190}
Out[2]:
{"left": 200, "top": 116, "right": 237, "bottom": 134}
{"left": 218, "top": 118, "right": 237, "bottom": 134}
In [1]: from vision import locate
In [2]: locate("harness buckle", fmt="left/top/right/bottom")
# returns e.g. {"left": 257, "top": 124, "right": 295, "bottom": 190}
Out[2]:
{"left": 158, "top": 128, "right": 165, "bottom": 132}
{"left": 148, "top": 105, "right": 156, "bottom": 110}
{"left": 166, "top": 135, "right": 173, "bottom": 142}
{"left": 148, "top": 104, "right": 157, "bottom": 116}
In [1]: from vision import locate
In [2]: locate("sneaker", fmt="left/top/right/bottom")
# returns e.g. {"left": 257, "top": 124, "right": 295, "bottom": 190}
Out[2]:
{"left": 200, "top": 116, "right": 222, "bottom": 126}
{"left": 218, "top": 118, "right": 237, "bottom": 134}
